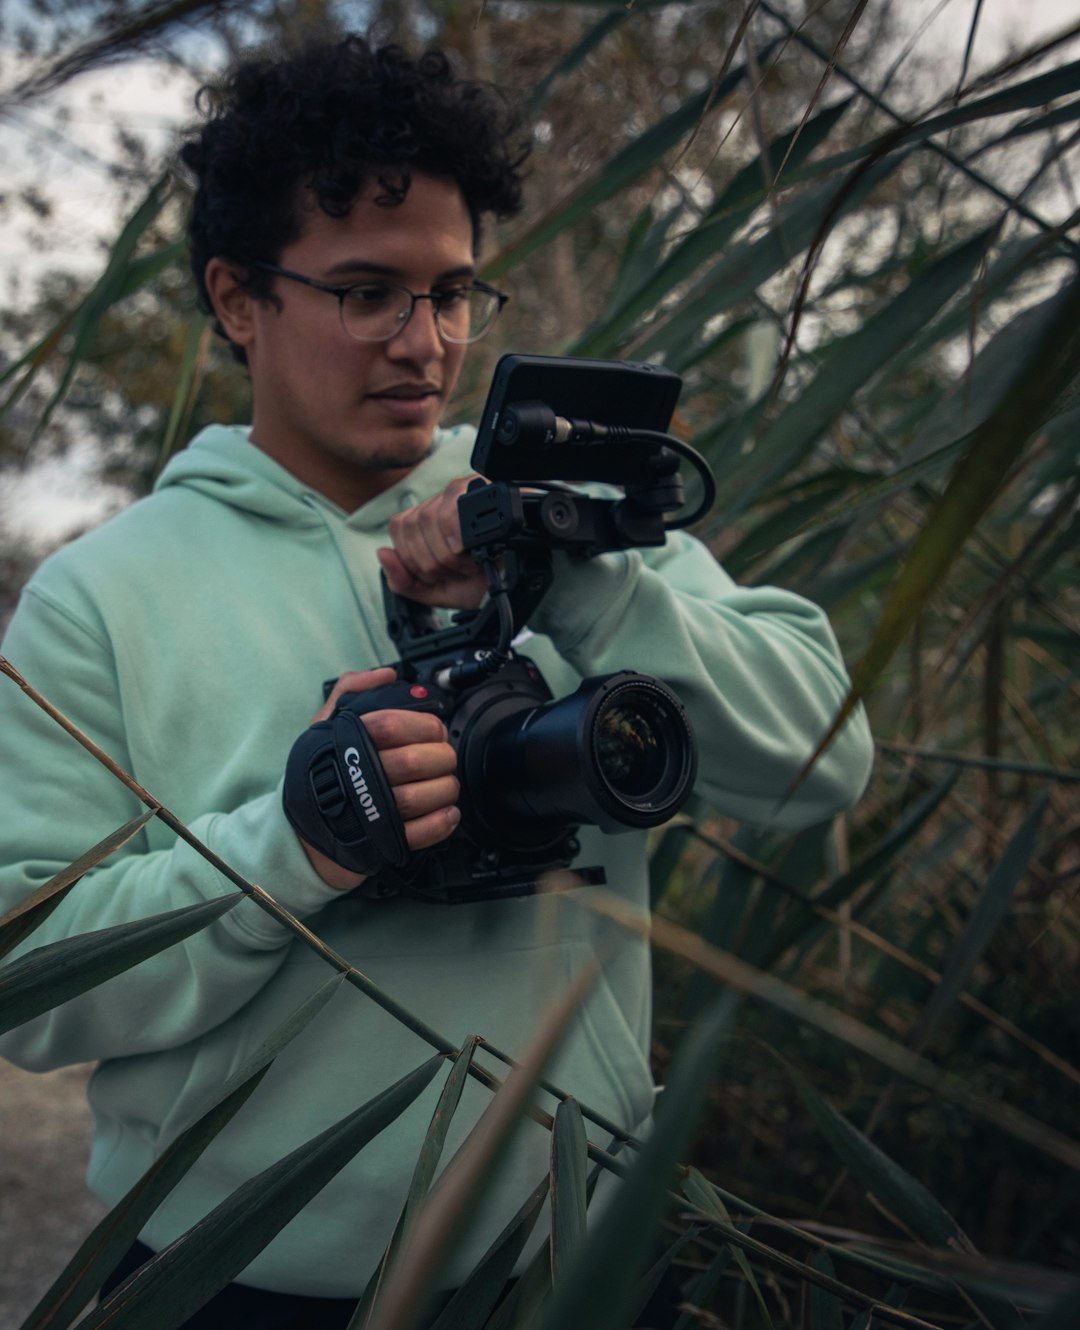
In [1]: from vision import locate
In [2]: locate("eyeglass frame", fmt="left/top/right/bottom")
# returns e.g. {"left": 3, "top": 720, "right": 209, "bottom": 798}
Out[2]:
{"left": 239, "top": 258, "right": 509, "bottom": 344}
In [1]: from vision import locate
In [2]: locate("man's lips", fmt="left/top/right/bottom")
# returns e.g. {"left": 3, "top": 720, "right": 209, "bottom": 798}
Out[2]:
{"left": 368, "top": 384, "right": 442, "bottom": 401}
{"left": 366, "top": 385, "right": 442, "bottom": 422}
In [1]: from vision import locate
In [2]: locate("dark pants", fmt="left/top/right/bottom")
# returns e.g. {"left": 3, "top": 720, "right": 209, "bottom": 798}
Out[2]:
{"left": 100, "top": 1241, "right": 368, "bottom": 1329}
{"left": 101, "top": 1239, "right": 682, "bottom": 1329}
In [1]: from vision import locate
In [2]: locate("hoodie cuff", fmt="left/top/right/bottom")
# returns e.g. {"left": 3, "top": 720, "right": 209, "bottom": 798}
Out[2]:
{"left": 195, "top": 782, "right": 344, "bottom": 949}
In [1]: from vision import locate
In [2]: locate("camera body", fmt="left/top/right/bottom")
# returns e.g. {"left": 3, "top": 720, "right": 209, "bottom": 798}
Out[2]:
{"left": 336, "top": 656, "right": 696, "bottom": 904}
{"left": 289, "top": 355, "right": 709, "bottom": 905}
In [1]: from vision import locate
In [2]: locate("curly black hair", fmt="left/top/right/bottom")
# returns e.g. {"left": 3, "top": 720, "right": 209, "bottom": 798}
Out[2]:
{"left": 179, "top": 36, "right": 529, "bottom": 355}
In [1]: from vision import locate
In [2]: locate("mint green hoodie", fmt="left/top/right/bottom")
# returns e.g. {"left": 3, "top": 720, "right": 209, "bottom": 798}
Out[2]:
{"left": 0, "top": 424, "right": 872, "bottom": 1295}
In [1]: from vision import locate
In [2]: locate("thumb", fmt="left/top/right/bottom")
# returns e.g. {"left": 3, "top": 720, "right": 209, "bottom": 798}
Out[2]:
{"left": 314, "top": 666, "right": 397, "bottom": 722}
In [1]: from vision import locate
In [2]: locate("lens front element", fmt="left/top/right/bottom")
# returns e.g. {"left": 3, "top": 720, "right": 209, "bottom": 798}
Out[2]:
{"left": 594, "top": 702, "right": 663, "bottom": 797}
{"left": 588, "top": 679, "right": 695, "bottom": 821}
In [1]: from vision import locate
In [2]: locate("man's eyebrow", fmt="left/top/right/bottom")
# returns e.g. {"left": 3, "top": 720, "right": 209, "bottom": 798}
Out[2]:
{"left": 323, "top": 260, "right": 477, "bottom": 283}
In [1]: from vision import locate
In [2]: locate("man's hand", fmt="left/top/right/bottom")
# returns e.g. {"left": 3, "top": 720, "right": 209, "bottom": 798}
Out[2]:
{"left": 299, "top": 667, "right": 460, "bottom": 891}
{"left": 376, "top": 475, "right": 487, "bottom": 609}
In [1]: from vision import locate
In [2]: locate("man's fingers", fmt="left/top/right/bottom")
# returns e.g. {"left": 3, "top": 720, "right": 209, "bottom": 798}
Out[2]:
{"left": 393, "top": 773, "right": 460, "bottom": 822}
{"left": 378, "top": 474, "right": 488, "bottom": 610}
{"left": 404, "top": 804, "right": 462, "bottom": 852}
{"left": 377, "top": 739, "right": 457, "bottom": 784}
{"left": 359, "top": 708, "right": 449, "bottom": 750}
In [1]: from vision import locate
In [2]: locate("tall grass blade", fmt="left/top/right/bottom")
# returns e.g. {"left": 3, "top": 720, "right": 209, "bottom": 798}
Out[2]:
{"left": 0, "top": 811, "right": 154, "bottom": 959}
{"left": 354, "top": 1038, "right": 480, "bottom": 1330}
{"left": 3, "top": 0, "right": 226, "bottom": 102}
{"left": 19, "top": 969, "right": 345, "bottom": 1330}
{"left": 573, "top": 96, "right": 853, "bottom": 356}
{"left": 627, "top": 1225, "right": 700, "bottom": 1328}
{"left": 484, "top": 61, "right": 754, "bottom": 282}
{"left": 729, "top": 224, "right": 1000, "bottom": 513}
{"left": 538, "top": 991, "right": 740, "bottom": 1330}
{"left": 428, "top": 1177, "right": 549, "bottom": 1330}
{"left": 370, "top": 960, "right": 602, "bottom": 1330}
{"left": 904, "top": 287, "right": 1076, "bottom": 466}
{"left": 581, "top": 892, "right": 1080, "bottom": 1171}
{"left": 778, "top": 1054, "right": 966, "bottom": 1247}
{"left": 480, "top": 1236, "right": 551, "bottom": 1330}
{"left": 632, "top": 151, "right": 909, "bottom": 366}
{"left": 0, "top": 242, "right": 182, "bottom": 413}
{"left": 765, "top": 774, "right": 960, "bottom": 964}
{"left": 680, "top": 1178, "right": 953, "bottom": 1320}
{"left": 22, "top": 175, "right": 174, "bottom": 439}
{"left": 800, "top": 268, "right": 1080, "bottom": 774}
{"left": 1033, "top": 1282, "right": 1080, "bottom": 1330}
{"left": 808, "top": 1251, "right": 845, "bottom": 1330}
{"left": 907, "top": 792, "right": 1049, "bottom": 1053}
{"left": 849, "top": 1285, "right": 910, "bottom": 1330}
{"left": 525, "top": 6, "right": 633, "bottom": 115}
{"left": 81, "top": 1054, "right": 445, "bottom": 1330}
{"left": 683, "top": 1169, "right": 774, "bottom": 1327}
{"left": 893, "top": 56, "right": 1080, "bottom": 145}
{"left": 20, "top": 1071, "right": 273, "bottom": 1330}
{"left": 648, "top": 822, "right": 692, "bottom": 911}
{"left": 672, "top": 1243, "right": 734, "bottom": 1330}
{"left": 549, "top": 1097, "right": 587, "bottom": 1286}
{"left": 0, "top": 895, "right": 238, "bottom": 1036}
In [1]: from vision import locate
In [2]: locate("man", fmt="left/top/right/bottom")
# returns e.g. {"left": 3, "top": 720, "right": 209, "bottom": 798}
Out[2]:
{"left": 0, "top": 35, "right": 873, "bottom": 1328}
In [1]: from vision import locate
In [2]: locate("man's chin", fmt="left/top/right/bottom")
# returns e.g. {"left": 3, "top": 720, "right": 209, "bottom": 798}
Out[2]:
{"left": 343, "top": 422, "right": 436, "bottom": 472}
{"left": 361, "top": 439, "right": 435, "bottom": 472}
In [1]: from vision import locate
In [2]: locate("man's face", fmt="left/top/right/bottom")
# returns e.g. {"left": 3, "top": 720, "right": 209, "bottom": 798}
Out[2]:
{"left": 240, "top": 173, "right": 476, "bottom": 511}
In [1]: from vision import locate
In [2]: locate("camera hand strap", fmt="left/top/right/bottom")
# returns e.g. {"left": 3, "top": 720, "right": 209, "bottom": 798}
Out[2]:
{"left": 283, "top": 710, "right": 409, "bottom": 878}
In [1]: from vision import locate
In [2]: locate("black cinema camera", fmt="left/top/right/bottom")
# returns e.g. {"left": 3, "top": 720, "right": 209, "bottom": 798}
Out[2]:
{"left": 284, "top": 355, "right": 717, "bottom": 905}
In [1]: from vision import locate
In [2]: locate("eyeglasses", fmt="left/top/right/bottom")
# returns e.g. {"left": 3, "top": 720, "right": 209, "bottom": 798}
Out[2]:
{"left": 242, "top": 260, "right": 508, "bottom": 344}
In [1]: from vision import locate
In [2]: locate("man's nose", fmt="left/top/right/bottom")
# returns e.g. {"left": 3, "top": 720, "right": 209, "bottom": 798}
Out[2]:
{"left": 387, "top": 296, "right": 444, "bottom": 361}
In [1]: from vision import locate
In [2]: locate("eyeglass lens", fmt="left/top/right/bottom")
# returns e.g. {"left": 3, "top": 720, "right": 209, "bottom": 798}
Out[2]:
{"left": 340, "top": 286, "right": 501, "bottom": 343}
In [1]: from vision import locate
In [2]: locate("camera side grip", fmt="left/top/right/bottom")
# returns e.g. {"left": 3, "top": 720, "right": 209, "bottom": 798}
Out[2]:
{"left": 283, "top": 709, "right": 410, "bottom": 877}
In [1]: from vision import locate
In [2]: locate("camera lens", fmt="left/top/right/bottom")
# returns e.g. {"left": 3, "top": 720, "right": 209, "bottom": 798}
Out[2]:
{"left": 469, "top": 670, "right": 697, "bottom": 839}
{"left": 593, "top": 700, "right": 665, "bottom": 798}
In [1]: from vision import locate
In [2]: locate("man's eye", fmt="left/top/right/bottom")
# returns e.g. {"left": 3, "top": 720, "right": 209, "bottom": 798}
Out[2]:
{"left": 346, "top": 285, "right": 397, "bottom": 308}
{"left": 435, "top": 286, "right": 471, "bottom": 308}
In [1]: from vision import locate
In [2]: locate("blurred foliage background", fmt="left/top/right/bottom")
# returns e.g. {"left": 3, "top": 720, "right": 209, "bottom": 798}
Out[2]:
{"left": 1, "top": 1, "right": 1079, "bottom": 1327}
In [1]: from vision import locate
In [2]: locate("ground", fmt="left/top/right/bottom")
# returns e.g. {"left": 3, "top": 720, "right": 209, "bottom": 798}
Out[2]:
{"left": 0, "top": 1060, "right": 105, "bottom": 1328}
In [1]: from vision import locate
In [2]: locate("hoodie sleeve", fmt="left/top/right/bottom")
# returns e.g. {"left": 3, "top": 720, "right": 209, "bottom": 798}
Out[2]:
{"left": 527, "top": 533, "right": 874, "bottom": 830}
{"left": 0, "top": 585, "right": 342, "bottom": 1072}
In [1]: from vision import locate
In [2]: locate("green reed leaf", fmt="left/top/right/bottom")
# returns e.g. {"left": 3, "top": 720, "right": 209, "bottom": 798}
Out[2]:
{"left": 0, "top": 895, "right": 239, "bottom": 1036}
{"left": 354, "top": 1037, "right": 479, "bottom": 1330}
{"left": 371, "top": 960, "right": 602, "bottom": 1330}
{"left": 429, "top": 1177, "right": 549, "bottom": 1330}
{"left": 683, "top": 1170, "right": 774, "bottom": 1328}
{"left": 539, "top": 992, "right": 739, "bottom": 1330}
{"left": 801, "top": 267, "right": 1080, "bottom": 774}
{"left": 808, "top": 1251, "right": 845, "bottom": 1330}
{"left": 908, "top": 792, "right": 1049, "bottom": 1053}
{"left": 21, "top": 973, "right": 347, "bottom": 1330}
{"left": 728, "top": 223, "right": 1000, "bottom": 515}
{"left": 779, "top": 1054, "right": 963, "bottom": 1247}
{"left": 573, "top": 95, "right": 852, "bottom": 357}
{"left": 549, "top": 1097, "right": 588, "bottom": 1285}
{"left": 0, "top": 811, "right": 155, "bottom": 960}
{"left": 484, "top": 60, "right": 753, "bottom": 282}
{"left": 81, "top": 1053, "right": 444, "bottom": 1330}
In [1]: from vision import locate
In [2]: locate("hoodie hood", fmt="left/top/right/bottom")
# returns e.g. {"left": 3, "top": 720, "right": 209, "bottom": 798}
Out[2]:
{"left": 155, "top": 423, "right": 477, "bottom": 528}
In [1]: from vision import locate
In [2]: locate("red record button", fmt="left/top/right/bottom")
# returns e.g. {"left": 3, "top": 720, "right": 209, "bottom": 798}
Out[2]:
{"left": 409, "top": 685, "right": 429, "bottom": 700}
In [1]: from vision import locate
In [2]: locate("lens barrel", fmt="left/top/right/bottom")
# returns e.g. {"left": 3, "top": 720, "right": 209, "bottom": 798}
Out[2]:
{"left": 465, "top": 671, "right": 697, "bottom": 839}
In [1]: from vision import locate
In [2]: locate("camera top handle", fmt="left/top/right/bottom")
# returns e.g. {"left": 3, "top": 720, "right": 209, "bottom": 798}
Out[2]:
{"left": 383, "top": 414, "right": 716, "bottom": 688}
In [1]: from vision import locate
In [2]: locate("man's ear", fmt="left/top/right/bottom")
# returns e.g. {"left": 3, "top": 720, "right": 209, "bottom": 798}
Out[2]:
{"left": 204, "top": 258, "right": 258, "bottom": 349}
